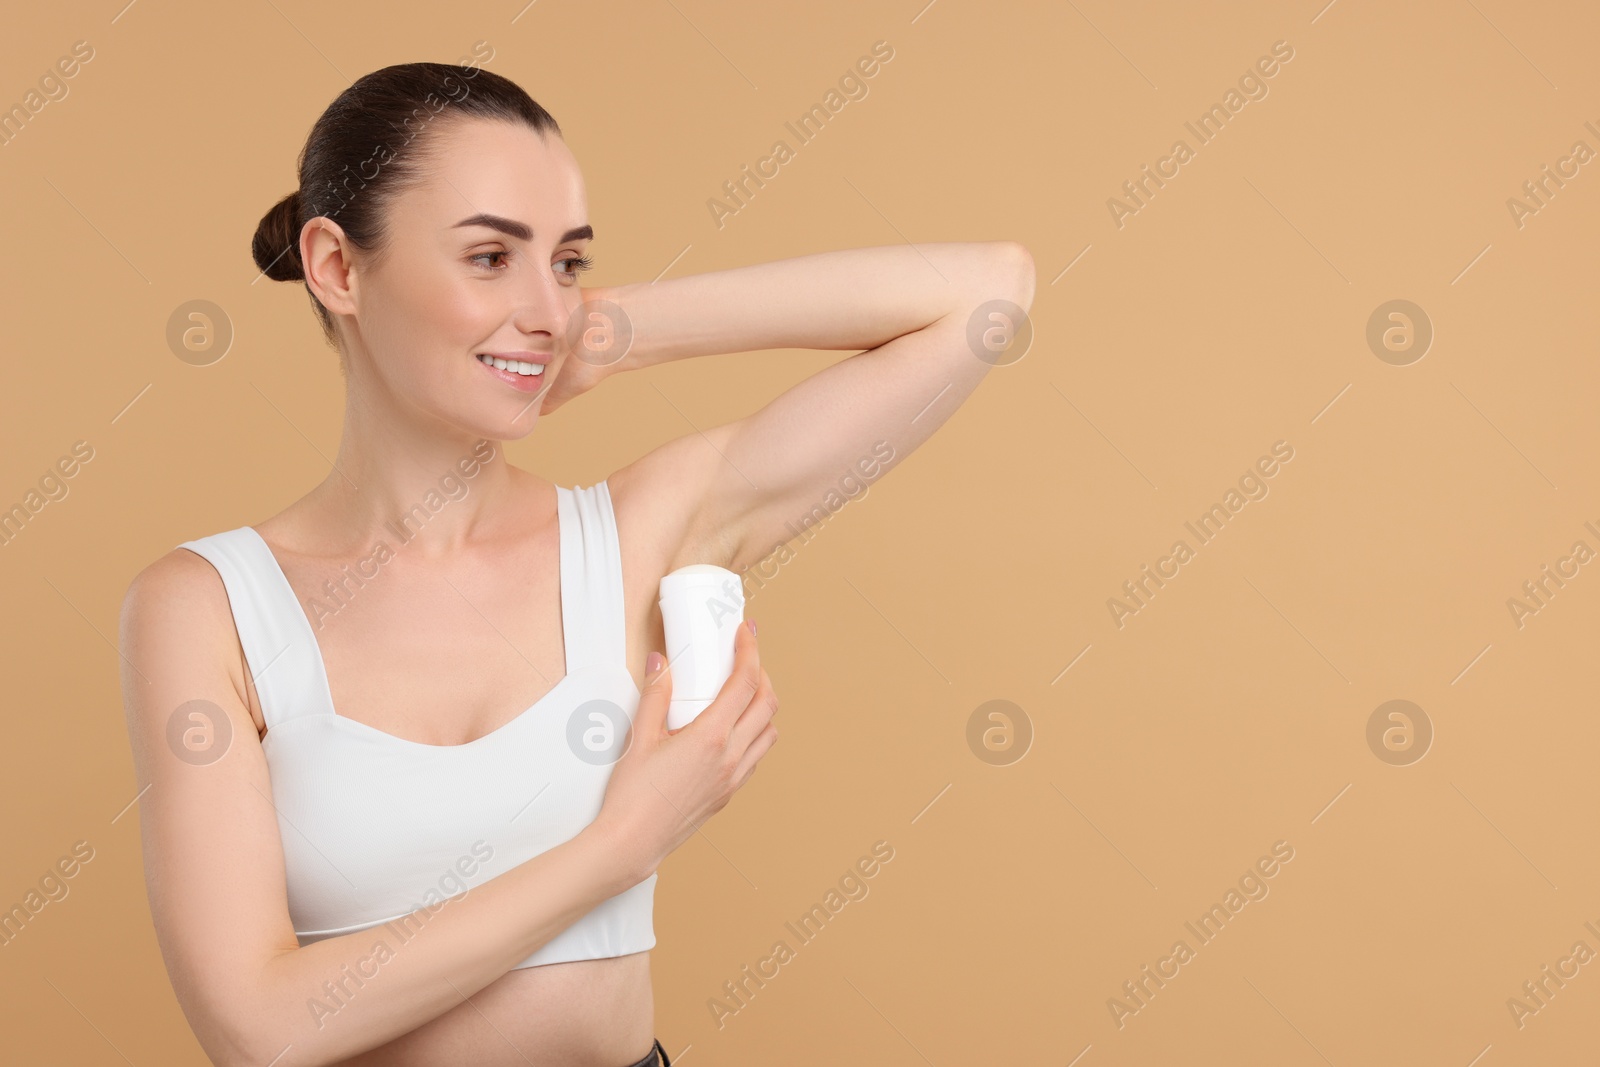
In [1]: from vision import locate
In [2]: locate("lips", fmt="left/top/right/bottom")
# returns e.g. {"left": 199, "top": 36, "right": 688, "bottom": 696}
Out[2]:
{"left": 476, "top": 352, "right": 549, "bottom": 393}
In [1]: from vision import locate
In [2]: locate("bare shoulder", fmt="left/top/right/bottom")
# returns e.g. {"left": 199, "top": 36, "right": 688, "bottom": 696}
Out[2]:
{"left": 607, "top": 427, "right": 739, "bottom": 575}
{"left": 120, "top": 546, "right": 255, "bottom": 736}
{"left": 123, "top": 545, "right": 237, "bottom": 643}
{"left": 122, "top": 546, "right": 231, "bottom": 647}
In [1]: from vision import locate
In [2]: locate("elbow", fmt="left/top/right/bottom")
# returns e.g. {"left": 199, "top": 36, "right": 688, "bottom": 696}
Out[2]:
{"left": 199, "top": 1003, "right": 281, "bottom": 1067}
{"left": 213, "top": 1026, "right": 328, "bottom": 1067}
{"left": 195, "top": 1021, "right": 264, "bottom": 1067}
{"left": 947, "top": 241, "right": 1035, "bottom": 319}
{"left": 997, "top": 241, "right": 1036, "bottom": 311}
{"left": 195, "top": 969, "right": 325, "bottom": 1067}
{"left": 966, "top": 240, "right": 1035, "bottom": 312}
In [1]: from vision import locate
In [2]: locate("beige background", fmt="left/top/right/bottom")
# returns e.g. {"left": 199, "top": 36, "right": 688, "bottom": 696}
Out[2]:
{"left": 2, "top": 0, "right": 1597, "bottom": 1063}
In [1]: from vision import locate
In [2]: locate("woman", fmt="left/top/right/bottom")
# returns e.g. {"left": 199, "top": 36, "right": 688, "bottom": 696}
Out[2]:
{"left": 119, "top": 61, "right": 1033, "bottom": 1067}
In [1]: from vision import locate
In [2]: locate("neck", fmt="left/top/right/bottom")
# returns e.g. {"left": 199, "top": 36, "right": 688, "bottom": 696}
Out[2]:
{"left": 303, "top": 396, "right": 524, "bottom": 561}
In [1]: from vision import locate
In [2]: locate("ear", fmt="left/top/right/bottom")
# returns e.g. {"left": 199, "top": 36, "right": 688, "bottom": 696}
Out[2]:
{"left": 301, "top": 216, "right": 359, "bottom": 318}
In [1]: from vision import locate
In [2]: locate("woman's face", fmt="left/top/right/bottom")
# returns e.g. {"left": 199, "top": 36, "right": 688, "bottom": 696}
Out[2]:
{"left": 346, "top": 118, "right": 593, "bottom": 440}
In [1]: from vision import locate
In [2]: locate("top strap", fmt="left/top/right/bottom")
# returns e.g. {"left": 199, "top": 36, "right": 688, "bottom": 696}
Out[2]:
{"left": 558, "top": 481, "right": 629, "bottom": 673}
{"left": 177, "top": 528, "right": 337, "bottom": 731}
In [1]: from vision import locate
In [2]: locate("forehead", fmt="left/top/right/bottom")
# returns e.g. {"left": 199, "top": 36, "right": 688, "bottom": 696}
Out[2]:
{"left": 403, "top": 118, "right": 587, "bottom": 235}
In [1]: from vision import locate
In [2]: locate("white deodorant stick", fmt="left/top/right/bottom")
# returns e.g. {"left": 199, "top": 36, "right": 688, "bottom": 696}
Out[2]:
{"left": 657, "top": 564, "right": 746, "bottom": 730}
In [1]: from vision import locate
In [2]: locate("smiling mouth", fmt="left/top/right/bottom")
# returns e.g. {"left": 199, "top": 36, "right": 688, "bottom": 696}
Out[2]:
{"left": 476, "top": 353, "right": 547, "bottom": 377}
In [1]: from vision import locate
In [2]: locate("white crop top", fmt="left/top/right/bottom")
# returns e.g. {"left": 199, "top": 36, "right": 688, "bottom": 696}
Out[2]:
{"left": 178, "top": 479, "right": 656, "bottom": 967}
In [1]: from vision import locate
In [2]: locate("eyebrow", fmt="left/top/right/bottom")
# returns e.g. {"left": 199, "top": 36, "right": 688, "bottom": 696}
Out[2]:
{"left": 452, "top": 214, "right": 593, "bottom": 244}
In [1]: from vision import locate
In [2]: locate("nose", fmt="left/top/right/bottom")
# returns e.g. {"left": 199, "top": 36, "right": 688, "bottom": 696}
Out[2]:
{"left": 510, "top": 268, "right": 571, "bottom": 342}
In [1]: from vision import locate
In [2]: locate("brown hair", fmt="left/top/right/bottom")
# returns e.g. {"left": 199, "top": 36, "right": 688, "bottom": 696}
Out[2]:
{"left": 250, "top": 60, "right": 562, "bottom": 347}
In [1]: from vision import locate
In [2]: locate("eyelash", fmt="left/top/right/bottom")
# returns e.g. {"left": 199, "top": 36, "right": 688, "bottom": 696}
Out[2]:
{"left": 470, "top": 250, "right": 595, "bottom": 277}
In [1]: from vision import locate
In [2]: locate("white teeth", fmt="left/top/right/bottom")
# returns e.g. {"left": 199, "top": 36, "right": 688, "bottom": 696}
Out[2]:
{"left": 477, "top": 354, "right": 545, "bottom": 376}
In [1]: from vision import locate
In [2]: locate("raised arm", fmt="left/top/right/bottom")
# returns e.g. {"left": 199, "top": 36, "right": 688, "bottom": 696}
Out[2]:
{"left": 118, "top": 551, "right": 774, "bottom": 1067}
{"left": 589, "top": 241, "right": 1036, "bottom": 574}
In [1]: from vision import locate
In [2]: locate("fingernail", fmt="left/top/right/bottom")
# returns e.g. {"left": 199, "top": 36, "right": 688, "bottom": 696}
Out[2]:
{"left": 647, "top": 650, "right": 664, "bottom": 675}
{"left": 746, "top": 618, "right": 757, "bottom": 636}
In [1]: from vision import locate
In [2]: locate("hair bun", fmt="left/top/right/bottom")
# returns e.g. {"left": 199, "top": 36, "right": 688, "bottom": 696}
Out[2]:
{"left": 251, "top": 190, "right": 305, "bottom": 282}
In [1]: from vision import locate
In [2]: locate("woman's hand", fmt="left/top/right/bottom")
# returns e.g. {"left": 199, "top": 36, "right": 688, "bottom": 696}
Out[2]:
{"left": 541, "top": 291, "right": 628, "bottom": 415}
{"left": 538, "top": 348, "right": 614, "bottom": 415}
{"left": 592, "top": 619, "right": 778, "bottom": 883}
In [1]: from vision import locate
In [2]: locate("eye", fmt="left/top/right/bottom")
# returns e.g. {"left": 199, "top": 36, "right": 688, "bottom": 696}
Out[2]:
{"left": 470, "top": 250, "right": 512, "bottom": 271}
{"left": 556, "top": 254, "right": 595, "bottom": 280}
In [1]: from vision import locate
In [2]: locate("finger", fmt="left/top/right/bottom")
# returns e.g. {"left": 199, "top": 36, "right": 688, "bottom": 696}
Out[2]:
{"left": 630, "top": 649, "right": 672, "bottom": 751}
{"left": 686, "top": 618, "right": 761, "bottom": 743}
{"left": 726, "top": 667, "right": 776, "bottom": 756}
{"left": 731, "top": 720, "right": 778, "bottom": 785}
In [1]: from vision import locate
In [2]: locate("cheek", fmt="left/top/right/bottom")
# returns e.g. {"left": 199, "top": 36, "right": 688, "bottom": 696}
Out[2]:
{"left": 370, "top": 274, "right": 494, "bottom": 376}
{"left": 430, "top": 291, "right": 494, "bottom": 351}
